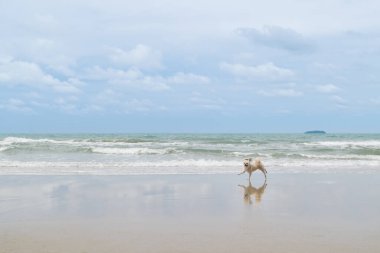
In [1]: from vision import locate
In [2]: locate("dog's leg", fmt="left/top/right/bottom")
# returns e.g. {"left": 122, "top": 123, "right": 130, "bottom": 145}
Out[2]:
{"left": 238, "top": 170, "right": 246, "bottom": 175}
{"left": 259, "top": 168, "right": 267, "bottom": 180}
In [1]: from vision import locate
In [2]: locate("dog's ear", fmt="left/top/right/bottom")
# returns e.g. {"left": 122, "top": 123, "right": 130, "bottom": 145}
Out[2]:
{"left": 248, "top": 158, "right": 252, "bottom": 162}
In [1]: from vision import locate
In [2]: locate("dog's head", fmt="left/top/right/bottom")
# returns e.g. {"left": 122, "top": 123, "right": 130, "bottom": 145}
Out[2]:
{"left": 243, "top": 159, "right": 250, "bottom": 167}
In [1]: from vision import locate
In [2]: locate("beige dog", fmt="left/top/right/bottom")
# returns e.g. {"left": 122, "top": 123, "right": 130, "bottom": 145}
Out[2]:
{"left": 238, "top": 158, "right": 267, "bottom": 180}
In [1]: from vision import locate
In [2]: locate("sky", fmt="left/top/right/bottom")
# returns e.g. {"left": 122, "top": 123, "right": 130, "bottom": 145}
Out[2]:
{"left": 1, "top": 0, "right": 380, "bottom": 133}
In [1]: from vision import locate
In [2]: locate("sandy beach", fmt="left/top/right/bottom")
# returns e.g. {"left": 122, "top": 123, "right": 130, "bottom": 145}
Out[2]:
{"left": 2, "top": 0, "right": 380, "bottom": 250}
{"left": 0, "top": 173, "right": 379, "bottom": 253}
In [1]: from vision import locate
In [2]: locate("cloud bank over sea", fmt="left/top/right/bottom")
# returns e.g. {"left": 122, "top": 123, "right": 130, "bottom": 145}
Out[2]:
{"left": 1, "top": 0, "right": 380, "bottom": 132}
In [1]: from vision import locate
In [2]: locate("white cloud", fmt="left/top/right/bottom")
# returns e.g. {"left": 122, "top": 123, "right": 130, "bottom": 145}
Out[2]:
{"left": 30, "top": 44, "right": 76, "bottom": 76}
{"left": 237, "top": 26, "right": 313, "bottom": 52}
{"left": 108, "top": 44, "right": 162, "bottom": 69}
{"left": 167, "top": 72, "right": 210, "bottom": 84}
{"left": 258, "top": 88, "right": 303, "bottom": 97}
{"left": 190, "top": 95, "right": 225, "bottom": 110}
{"left": 84, "top": 66, "right": 210, "bottom": 91}
{"left": 313, "top": 62, "right": 337, "bottom": 71}
{"left": 84, "top": 66, "right": 169, "bottom": 91}
{"left": 90, "top": 89, "right": 121, "bottom": 108}
{"left": 84, "top": 66, "right": 143, "bottom": 81}
{"left": 0, "top": 59, "right": 82, "bottom": 93}
{"left": 330, "top": 95, "right": 348, "bottom": 108}
{"left": 89, "top": 88, "right": 165, "bottom": 114}
{"left": 276, "top": 109, "right": 292, "bottom": 114}
{"left": 123, "top": 99, "right": 156, "bottom": 112}
{"left": 220, "top": 62, "right": 295, "bottom": 80}
{"left": 0, "top": 98, "right": 33, "bottom": 112}
{"left": 330, "top": 95, "right": 346, "bottom": 103}
{"left": 370, "top": 97, "right": 380, "bottom": 105}
{"left": 316, "top": 84, "right": 340, "bottom": 93}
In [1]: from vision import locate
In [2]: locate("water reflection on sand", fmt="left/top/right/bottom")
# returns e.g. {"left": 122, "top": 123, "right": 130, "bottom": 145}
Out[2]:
{"left": 238, "top": 179, "right": 267, "bottom": 205}
{"left": 1, "top": 174, "right": 380, "bottom": 253}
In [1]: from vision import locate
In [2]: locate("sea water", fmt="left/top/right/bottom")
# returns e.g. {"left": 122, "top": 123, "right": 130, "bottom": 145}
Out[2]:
{"left": 0, "top": 133, "right": 379, "bottom": 175}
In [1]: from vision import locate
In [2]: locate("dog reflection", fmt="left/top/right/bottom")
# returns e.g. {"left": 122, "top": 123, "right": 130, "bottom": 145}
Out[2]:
{"left": 238, "top": 180, "right": 267, "bottom": 205}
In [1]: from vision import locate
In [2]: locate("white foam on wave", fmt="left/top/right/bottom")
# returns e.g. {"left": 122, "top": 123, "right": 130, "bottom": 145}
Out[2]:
{"left": 0, "top": 137, "right": 185, "bottom": 150}
{"left": 0, "top": 158, "right": 379, "bottom": 175}
{"left": 0, "top": 159, "right": 239, "bottom": 175}
{"left": 91, "top": 147, "right": 173, "bottom": 155}
{"left": 232, "top": 151, "right": 269, "bottom": 157}
{"left": 0, "top": 159, "right": 239, "bottom": 168}
{"left": 0, "top": 147, "right": 9, "bottom": 152}
{"left": 268, "top": 159, "right": 380, "bottom": 168}
{"left": 1, "top": 137, "right": 33, "bottom": 144}
{"left": 304, "top": 141, "right": 380, "bottom": 148}
{"left": 274, "top": 153, "right": 380, "bottom": 160}
{"left": 0, "top": 137, "right": 86, "bottom": 150}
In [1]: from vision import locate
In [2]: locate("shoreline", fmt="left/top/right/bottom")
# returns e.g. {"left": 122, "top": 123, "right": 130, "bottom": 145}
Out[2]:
{"left": 1, "top": 166, "right": 380, "bottom": 175}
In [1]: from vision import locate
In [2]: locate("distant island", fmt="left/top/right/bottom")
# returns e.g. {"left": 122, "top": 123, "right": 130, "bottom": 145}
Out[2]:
{"left": 304, "top": 130, "right": 326, "bottom": 134}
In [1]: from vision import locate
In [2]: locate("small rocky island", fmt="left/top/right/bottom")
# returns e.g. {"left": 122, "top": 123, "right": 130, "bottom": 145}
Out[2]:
{"left": 304, "top": 130, "right": 326, "bottom": 134}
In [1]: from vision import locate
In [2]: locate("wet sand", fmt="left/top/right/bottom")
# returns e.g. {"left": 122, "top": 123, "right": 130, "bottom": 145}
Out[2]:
{"left": 0, "top": 173, "right": 379, "bottom": 253}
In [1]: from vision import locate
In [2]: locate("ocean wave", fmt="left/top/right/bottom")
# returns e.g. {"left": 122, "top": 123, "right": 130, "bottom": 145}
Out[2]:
{"left": 270, "top": 153, "right": 380, "bottom": 160}
{"left": 0, "top": 136, "right": 281, "bottom": 156}
{"left": 1, "top": 137, "right": 56, "bottom": 145}
{"left": 0, "top": 136, "right": 276, "bottom": 150}
{"left": 0, "top": 137, "right": 153, "bottom": 147}
{"left": 304, "top": 141, "right": 380, "bottom": 148}
{"left": 1, "top": 135, "right": 380, "bottom": 174}
{"left": 0, "top": 137, "right": 172, "bottom": 154}
{"left": 231, "top": 151, "right": 269, "bottom": 157}
{"left": 0, "top": 147, "right": 9, "bottom": 152}
{"left": 91, "top": 147, "right": 176, "bottom": 155}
